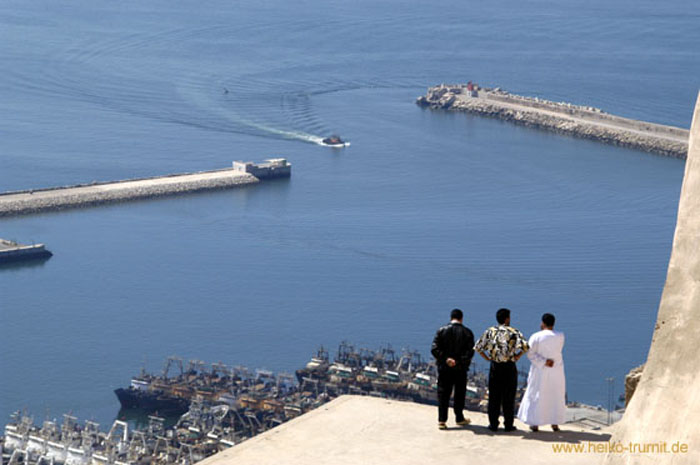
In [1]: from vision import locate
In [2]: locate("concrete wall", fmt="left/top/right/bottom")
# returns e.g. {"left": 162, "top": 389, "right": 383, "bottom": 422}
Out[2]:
{"left": 604, "top": 93, "right": 700, "bottom": 464}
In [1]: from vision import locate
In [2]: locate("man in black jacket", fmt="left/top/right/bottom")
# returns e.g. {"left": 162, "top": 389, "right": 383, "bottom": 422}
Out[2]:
{"left": 431, "top": 308, "right": 475, "bottom": 429}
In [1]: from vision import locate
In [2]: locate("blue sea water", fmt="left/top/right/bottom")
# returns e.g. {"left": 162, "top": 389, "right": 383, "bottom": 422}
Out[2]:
{"left": 1, "top": 0, "right": 698, "bottom": 427}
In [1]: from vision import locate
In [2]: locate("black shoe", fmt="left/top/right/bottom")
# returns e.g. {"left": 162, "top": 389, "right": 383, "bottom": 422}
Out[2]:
{"left": 488, "top": 425, "right": 498, "bottom": 432}
{"left": 504, "top": 426, "right": 517, "bottom": 432}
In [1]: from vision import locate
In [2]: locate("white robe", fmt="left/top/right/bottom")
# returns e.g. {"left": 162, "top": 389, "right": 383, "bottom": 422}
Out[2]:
{"left": 517, "top": 329, "right": 566, "bottom": 426}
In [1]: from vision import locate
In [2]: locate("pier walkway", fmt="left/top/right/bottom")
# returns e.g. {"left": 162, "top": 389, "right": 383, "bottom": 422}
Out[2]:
{"left": 0, "top": 167, "right": 259, "bottom": 217}
{"left": 418, "top": 85, "right": 689, "bottom": 158}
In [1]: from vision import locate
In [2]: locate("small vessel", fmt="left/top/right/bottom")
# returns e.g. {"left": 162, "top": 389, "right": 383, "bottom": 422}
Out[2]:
{"left": 321, "top": 135, "right": 349, "bottom": 147}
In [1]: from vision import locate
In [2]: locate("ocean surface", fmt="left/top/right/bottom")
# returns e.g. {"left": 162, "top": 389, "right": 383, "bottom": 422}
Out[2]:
{"left": 1, "top": 0, "right": 698, "bottom": 428}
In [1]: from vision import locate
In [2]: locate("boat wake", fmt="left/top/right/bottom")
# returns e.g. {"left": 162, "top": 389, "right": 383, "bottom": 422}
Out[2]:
{"left": 1, "top": 20, "right": 421, "bottom": 152}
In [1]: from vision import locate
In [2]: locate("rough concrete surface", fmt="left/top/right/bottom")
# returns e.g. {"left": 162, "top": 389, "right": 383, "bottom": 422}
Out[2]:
{"left": 602, "top": 93, "right": 700, "bottom": 465}
{"left": 624, "top": 365, "right": 644, "bottom": 407}
{"left": 417, "top": 85, "right": 689, "bottom": 158}
{"left": 198, "top": 396, "right": 610, "bottom": 465}
{"left": 0, "top": 169, "right": 258, "bottom": 217}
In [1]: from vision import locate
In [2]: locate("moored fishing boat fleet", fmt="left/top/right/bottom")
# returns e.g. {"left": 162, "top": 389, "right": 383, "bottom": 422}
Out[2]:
{"left": 1, "top": 342, "right": 516, "bottom": 465}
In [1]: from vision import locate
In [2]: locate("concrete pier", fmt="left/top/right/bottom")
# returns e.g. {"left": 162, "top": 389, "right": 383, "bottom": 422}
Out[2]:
{"left": 417, "top": 84, "right": 689, "bottom": 158}
{"left": 0, "top": 163, "right": 276, "bottom": 217}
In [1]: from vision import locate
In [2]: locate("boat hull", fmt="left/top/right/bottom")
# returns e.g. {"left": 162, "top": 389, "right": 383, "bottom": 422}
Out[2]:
{"left": 114, "top": 388, "right": 189, "bottom": 415}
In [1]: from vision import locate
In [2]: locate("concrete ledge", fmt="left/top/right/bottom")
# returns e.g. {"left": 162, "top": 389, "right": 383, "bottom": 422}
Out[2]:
{"left": 0, "top": 169, "right": 259, "bottom": 217}
{"left": 198, "top": 396, "right": 608, "bottom": 465}
{"left": 418, "top": 85, "right": 689, "bottom": 159}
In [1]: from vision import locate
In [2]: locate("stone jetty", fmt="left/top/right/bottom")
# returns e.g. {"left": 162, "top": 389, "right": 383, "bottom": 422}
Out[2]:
{"left": 0, "top": 160, "right": 291, "bottom": 217}
{"left": 417, "top": 84, "right": 689, "bottom": 159}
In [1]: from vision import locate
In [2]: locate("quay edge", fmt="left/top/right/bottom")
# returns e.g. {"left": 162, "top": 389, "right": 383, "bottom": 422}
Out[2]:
{"left": 0, "top": 159, "right": 291, "bottom": 218}
{"left": 417, "top": 84, "right": 689, "bottom": 159}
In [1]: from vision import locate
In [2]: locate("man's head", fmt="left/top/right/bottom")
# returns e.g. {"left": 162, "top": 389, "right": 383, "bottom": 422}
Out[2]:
{"left": 450, "top": 308, "right": 463, "bottom": 322}
{"left": 541, "top": 313, "right": 555, "bottom": 330}
{"left": 496, "top": 308, "right": 510, "bottom": 326}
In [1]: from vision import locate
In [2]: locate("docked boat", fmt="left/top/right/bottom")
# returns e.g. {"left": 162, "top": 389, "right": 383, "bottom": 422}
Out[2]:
{"left": 114, "top": 381, "right": 189, "bottom": 416}
{"left": 0, "top": 239, "right": 52, "bottom": 263}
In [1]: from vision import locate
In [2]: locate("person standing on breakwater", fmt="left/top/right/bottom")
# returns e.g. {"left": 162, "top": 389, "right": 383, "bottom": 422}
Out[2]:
{"left": 475, "top": 308, "right": 529, "bottom": 432}
{"left": 431, "top": 308, "right": 475, "bottom": 430}
{"left": 517, "top": 313, "right": 566, "bottom": 432}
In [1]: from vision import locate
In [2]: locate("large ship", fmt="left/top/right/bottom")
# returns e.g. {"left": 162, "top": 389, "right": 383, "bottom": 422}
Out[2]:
{"left": 0, "top": 239, "right": 52, "bottom": 263}
{"left": 114, "top": 358, "right": 206, "bottom": 415}
{"left": 114, "top": 378, "right": 189, "bottom": 415}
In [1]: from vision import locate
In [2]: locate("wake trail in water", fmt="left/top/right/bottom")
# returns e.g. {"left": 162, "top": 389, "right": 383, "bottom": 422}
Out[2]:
{"left": 1, "top": 16, "right": 429, "bottom": 149}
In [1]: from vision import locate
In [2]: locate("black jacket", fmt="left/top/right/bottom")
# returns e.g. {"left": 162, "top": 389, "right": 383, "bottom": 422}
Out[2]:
{"left": 431, "top": 322, "right": 475, "bottom": 371}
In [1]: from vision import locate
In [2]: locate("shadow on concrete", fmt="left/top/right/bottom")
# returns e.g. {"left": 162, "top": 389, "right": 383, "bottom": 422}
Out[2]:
{"left": 442, "top": 424, "right": 611, "bottom": 444}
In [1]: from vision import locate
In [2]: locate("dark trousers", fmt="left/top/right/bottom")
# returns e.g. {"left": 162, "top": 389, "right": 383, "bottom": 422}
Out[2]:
{"left": 488, "top": 361, "right": 517, "bottom": 428}
{"left": 437, "top": 368, "right": 467, "bottom": 422}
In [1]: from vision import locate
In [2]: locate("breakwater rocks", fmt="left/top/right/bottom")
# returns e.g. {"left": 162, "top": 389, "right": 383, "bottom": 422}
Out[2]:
{"left": 417, "top": 84, "right": 689, "bottom": 159}
{"left": 0, "top": 169, "right": 258, "bottom": 217}
{"left": 0, "top": 161, "right": 294, "bottom": 217}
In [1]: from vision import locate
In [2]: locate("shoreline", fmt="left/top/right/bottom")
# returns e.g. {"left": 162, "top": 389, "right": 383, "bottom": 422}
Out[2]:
{"left": 417, "top": 84, "right": 689, "bottom": 159}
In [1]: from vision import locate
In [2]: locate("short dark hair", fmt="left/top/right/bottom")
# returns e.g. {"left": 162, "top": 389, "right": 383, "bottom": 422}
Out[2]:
{"left": 450, "top": 308, "right": 463, "bottom": 320}
{"left": 542, "top": 313, "right": 555, "bottom": 328}
{"left": 496, "top": 308, "right": 510, "bottom": 324}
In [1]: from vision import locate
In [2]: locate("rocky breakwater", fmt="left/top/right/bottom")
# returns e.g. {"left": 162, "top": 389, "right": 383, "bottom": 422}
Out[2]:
{"left": 0, "top": 167, "right": 260, "bottom": 217}
{"left": 417, "top": 84, "right": 689, "bottom": 159}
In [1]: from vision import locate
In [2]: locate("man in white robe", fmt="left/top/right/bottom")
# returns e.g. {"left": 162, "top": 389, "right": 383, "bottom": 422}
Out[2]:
{"left": 517, "top": 313, "right": 566, "bottom": 431}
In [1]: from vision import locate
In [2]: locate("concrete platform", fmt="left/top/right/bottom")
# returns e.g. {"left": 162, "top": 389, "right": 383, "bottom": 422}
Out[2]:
{"left": 0, "top": 168, "right": 259, "bottom": 217}
{"left": 198, "top": 396, "right": 610, "bottom": 465}
{"left": 419, "top": 85, "right": 689, "bottom": 158}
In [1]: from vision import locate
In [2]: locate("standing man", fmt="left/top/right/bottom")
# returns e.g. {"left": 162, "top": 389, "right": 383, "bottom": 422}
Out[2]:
{"left": 431, "top": 308, "right": 475, "bottom": 430}
{"left": 517, "top": 313, "right": 566, "bottom": 432}
{"left": 475, "top": 308, "right": 529, "bottom": 432}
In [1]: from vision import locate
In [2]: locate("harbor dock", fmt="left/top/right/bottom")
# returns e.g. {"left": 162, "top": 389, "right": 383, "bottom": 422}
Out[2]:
{"left": 417, "top": 84, "right": 689, "bottom": 158}
{"left": 0, "top": 342, "right": 617, "bottom": 465}
{"left": 0, "top": 239, "right": 52, "bottom": 263}
{"left": 0, "top": 160, "right": 290, "bottom": 218}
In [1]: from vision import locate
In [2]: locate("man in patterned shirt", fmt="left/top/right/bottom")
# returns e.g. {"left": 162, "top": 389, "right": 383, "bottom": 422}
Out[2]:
{"left": 475, "top": 308, "right": 529, "bottom": 432}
